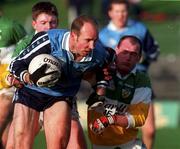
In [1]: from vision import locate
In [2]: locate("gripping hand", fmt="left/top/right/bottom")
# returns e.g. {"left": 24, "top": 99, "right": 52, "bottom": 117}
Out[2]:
{"left": 89, "top": 115, "right": 115, "bottom": 134}
{"left": 29, "top": 64, "right": 60, "bottom": 87}
{"left": 86, "top": 92, "right": 105, "bottom": 109}
{"left": 6, "top": 74, "right": 23, "bottom": 88}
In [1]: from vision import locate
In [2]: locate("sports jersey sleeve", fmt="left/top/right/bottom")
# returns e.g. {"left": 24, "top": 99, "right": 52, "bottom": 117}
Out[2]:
{"left": 127, "top": 102, "right": 150, "bottom": 127}
{"left": 96, "top": 47, "right": 116, "bottom": 89}
{"left": 12, "top": 34, "right": 34, "bottom": 58}
{"left": 9, "top": 32, "right": 52, "bottom": 82}
{"left": 141, "top": 29, "right": 160, "bottom": 68}
{"left": 127, "top": 73, "right": 152, "bottom": 127}
{"left": 12, "top": 21, "right": 27, "bottom": 44}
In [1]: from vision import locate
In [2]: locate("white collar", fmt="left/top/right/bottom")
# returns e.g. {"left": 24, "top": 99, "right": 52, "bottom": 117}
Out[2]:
{"left": 107, "top": 21, "right": 127, "bottom": 32}
{"left": 117, "top": 67, "right": 137, "bottom": 79}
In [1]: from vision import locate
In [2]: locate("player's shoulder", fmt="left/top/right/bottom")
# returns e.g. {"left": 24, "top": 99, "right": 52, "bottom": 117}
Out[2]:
{"left": 135, "top": 71, "right": 151, "bottom": 88}
{"left": 17, "top": 34, "right": 34, "bottom": 45}
{"left": 13, "top": 34, "right": 34, "bottom": 57}
{"left": 0, "top": 16, "right": 13, "bottom": 26}
{"left": 47, "top": 29, "right": 68, "bottom": 37}
{"left": 94, "top": 40, "right": 106, "bottom": 53}
{"left": 93, "top": 40, "right": 112, "bottom": 63}
{"left": 0, "top": 17, "right": 24, "bottom": 30}
{"left": 99, "top": 25, "right": 109, "bottom": 35}
{"left": 129, "top": 19, "right": 147, "bottom": 30}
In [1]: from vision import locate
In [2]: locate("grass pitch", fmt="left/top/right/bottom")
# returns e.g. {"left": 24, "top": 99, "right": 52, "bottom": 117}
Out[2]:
{"left": 33, "top": 127, "right": 180, "bottom": 149}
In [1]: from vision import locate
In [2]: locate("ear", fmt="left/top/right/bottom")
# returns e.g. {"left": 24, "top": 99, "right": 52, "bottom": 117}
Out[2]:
{"left": 108, "top": 10, "right": 112, "bottom": 18}
{"left": 115, "top": 46, "right": 120, "bottom": 54}
{"left": 137, "top": 55, "right": 141, "bottom": 62}
{"left": 71, "top": 31, "right": 78, "bottom": 40}
{"left": 32, "top": 20, "right": 36, "bottom": 29}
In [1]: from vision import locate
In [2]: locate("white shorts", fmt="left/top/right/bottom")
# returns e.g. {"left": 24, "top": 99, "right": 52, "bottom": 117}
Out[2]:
{"left": 92, "top": 139, "right": 146, "bottom": 149}
{"left": 0, "top": 87, "right": 15, "bottom": 97}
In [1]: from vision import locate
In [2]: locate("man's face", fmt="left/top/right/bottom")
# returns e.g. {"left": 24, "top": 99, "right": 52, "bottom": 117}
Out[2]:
{"left": 108, "top": 3, "right": 128, "bottom": 28}
{"left": 115, "top": 38, "right": 140, "bottom": 74}
{"left": 32, "top": 13, "right": 58, "bottom": 32}
{"left": 72, "top": 22, "right": 98, "bottom": 58}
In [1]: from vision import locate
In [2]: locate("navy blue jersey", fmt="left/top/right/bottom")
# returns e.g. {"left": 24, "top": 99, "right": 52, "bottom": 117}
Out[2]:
{"left": 9, "top": 29, "right": 110, "bottom": 97}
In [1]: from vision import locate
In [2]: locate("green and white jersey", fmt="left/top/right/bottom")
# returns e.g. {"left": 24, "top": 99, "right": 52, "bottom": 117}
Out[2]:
{"left": 0, "top": 16, "right": 26, "bottom": 64}
{"left": 0, "top": 16, "right": 26, "bottom": 47}
{"left": 106, "top": 70, "right": 152, "bottom": 105}
{"left": 88, "top": 68, "right": 152, "bottom": 146}
{"left": 0, "top": 16, "right": 26, "bottom": 91}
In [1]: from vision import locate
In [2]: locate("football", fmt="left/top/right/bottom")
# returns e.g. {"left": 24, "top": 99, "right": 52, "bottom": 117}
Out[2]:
{"left": 28, "top": 54, "right": 61, "bottom": 87}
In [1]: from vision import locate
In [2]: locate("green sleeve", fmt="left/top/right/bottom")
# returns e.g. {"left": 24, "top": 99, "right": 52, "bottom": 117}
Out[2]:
{"left": 12, "top": 21, "right": 27, "bottom": 43}
{"left": 0, "top": 17, "right": 27, "bottom": 47}
{"left": 12, "top": 34, "right": 34, "bottom": 58}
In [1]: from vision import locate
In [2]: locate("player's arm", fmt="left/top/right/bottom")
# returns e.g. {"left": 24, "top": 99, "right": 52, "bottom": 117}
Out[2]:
{"left": 9, "top": 32, "right": 52, "bottom": 84}
{"left": 12, "top": 21, "right": 27, "bottom": 43}
{"left": 138, "top": 30, "right": 160, "bottom": 72}
{"left": 90, "top": 76, "right": 152, "bottom": 134}
{"left": 90, "top": 102, "right": 150, "bottom": 134}
{"left": 12, "top": 34, "right": 34, "bottom": 58}
{"left": 96, "top": 47, "right": 116, "bottom": 95}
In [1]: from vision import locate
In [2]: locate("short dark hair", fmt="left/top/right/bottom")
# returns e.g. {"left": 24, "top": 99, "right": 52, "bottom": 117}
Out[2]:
{"left": 108, "top": 0, "right": 129, "bottom": 11}
{"left": 118, "top": 35, "right": 143, "bottom": 55}
{"left": 32, "top": 1, "right": 58, "bottom": 21}
{"left": 71, "top": 15, "right": 98, "bottom": 36}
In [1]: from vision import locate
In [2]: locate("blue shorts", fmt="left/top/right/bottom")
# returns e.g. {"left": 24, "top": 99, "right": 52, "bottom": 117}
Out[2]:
{"left": 13, "top": 87, "right": 73, "bottom": 112}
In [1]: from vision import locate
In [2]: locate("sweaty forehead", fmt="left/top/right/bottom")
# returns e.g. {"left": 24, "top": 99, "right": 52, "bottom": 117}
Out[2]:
{"left": 79, "top": 22, "right": 98, "bottom": 38}
{"left": 80, "top": 22, "right": 97, "bottom": 32}
{"left": 118, "top": 39, "right": 139, "bottom": 52}
{"left": 36, "top": 13, "right": 57, "bottom": 21}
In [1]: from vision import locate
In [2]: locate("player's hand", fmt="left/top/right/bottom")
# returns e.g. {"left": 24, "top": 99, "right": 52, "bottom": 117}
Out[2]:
{"left": 29, "top": 64, "right": 59, "bottom": 86}
{"left": 86, "top": 92, "right": 105, "bottom": 109}
{"left": 6, "top": 74, "right": 23, "bottom": 88}
{"left": 103, "top": 63, "right": 116, "bottom": 81}
{"left": 89, "top": 115, "right": 115, "bottom": 134}
{"left": 29, "top": 64, "right": 47, "bottom": 85}
{"left": 104, "top": 47, "right": 116, "bottom": 81}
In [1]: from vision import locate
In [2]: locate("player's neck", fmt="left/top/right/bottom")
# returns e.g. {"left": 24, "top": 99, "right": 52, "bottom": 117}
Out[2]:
{"left": 73, "top": 53, "right": 84, "bottom": 62}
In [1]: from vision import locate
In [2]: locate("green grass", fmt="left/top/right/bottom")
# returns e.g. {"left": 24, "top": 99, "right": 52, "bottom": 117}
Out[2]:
{"left": 154, "top": 127, "right": 180, "bottom": 149}
{"left": 33, "top": 127, "right": 180, "bottom": 149}
{"left": 141, "top": 1, "right": 180, "bottom": 15}
{"left": 145, "top": 20, "right": 180, "bottom": 55}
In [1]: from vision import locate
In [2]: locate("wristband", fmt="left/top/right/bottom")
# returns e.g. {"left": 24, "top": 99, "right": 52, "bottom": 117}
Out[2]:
{"left": 125, "top": 112, "right": 135, "bottom": 129}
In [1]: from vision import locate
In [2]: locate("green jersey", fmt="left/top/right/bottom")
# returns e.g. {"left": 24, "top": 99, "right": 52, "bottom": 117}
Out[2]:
{"left": 0, "top": 16, "right": 26, "bottom": 90}
{"left": 88, "top": 70, "right": 152, "bottom": 146}
{"left": 12, "top": 33, "right": 34, "bottom": 57}
{"left": 0, "top": 16, "right": 26, "bottom": 47}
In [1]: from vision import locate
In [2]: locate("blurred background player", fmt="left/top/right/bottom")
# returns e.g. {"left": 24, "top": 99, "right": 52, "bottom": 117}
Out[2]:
{"left": 87, "top": 35, "right": 152, "bottom": 149}
{"left": 0, "top": 8, "right": 26, "bottom": 148}
{"left": 6, "top": 1, "right": 87, "bottom": 149}
{"left": 12, "top": 1, "right": 59, "bottom": 57}
{"left": 99, "top": 1, "right": 159, "bottom": 148}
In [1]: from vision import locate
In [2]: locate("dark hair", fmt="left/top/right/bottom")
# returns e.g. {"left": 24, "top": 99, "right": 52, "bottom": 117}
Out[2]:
{"left": 108, "top": 0, "right": 129, "bottom": 11}
{"left": 32, "top": 1, "right": 58, "bottom": 20}
{"left": 118, "top": 35, "right": 143, "bottom": 55}
{"left": 71, "top": 15, "right": 98, "bottom": 36}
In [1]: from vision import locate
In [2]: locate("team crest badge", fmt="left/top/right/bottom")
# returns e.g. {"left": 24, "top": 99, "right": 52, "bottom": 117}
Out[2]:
{"left": 122, "top": 88, "right": 131, "bottom": 98}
